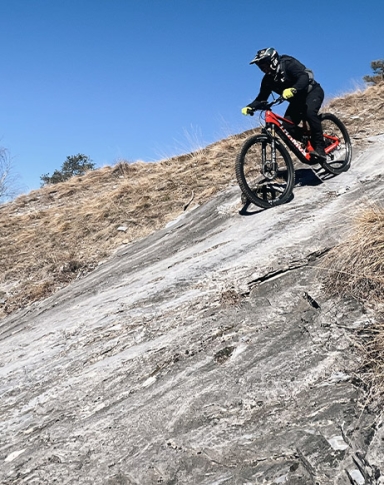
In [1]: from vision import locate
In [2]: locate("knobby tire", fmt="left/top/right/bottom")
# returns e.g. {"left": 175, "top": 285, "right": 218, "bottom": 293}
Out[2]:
{"left": 235, "top": 134, "right": 295, "bottom": 209}
{"left": 320, "top": 113, "right": 352, "bottom": 175}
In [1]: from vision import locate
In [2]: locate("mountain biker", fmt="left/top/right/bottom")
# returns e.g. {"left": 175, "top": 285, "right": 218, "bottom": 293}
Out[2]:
{"left": 242, "top": 47, "right": 327, "bottom": 161}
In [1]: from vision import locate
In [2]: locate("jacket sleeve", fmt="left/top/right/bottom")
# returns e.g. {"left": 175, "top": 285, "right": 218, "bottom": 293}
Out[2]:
{"left": 286, "top": 58, "right": 310, "bottom": 92}
{"left": 248, "top": 75, "right": 272, "bottom": 109}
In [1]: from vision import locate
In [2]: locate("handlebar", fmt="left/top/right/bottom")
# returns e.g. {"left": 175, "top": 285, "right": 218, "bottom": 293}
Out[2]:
{"left": 265, "top": 96, "right": 285, "bottom": 109}
{"left": 249, "top": 96, "right": 285, "bottom": 115}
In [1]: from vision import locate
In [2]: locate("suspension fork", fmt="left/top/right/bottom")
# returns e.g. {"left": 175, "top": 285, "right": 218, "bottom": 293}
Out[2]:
{"left": 261, "top": 123, "right": 274, "bottom": 159}
{"left": 270, "top": 124, "right": 277, "bottom": 164}
{"left": 262, "top": 123, "right": 278, "bottom": 179}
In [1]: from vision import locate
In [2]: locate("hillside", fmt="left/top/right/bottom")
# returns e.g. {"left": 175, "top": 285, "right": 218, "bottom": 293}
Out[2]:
{"left": 1, "top": 83, "right": 384, "bottom": 320}
{"left": 1, "top": 83, "right": 384, "bottom": 483}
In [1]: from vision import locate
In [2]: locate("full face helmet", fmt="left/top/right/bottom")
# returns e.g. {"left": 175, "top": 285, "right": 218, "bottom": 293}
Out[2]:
{"left": 250, "top": 47, "right": 280, "bottom": 73}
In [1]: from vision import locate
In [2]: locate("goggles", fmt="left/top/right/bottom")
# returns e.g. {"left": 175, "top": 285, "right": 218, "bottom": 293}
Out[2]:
{"left": 257, "top": 61, "right": 271, "bottom": 73}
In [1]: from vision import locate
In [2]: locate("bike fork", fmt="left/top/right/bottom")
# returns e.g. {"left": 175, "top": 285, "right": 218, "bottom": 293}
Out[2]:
{"left": 262, "top": 125, "right": 278, "bottom": 179}
{"left": 270, "top": 125, "right": 277, "bottom": 165}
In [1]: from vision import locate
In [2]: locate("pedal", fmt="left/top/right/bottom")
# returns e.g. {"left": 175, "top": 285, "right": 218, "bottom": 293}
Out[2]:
{"left": 309, "top": 151, "right": 327, "bottom": 162}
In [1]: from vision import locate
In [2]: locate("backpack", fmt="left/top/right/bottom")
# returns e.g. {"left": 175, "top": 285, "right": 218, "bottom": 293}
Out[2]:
{"left": 279, "top": 55, "right": 315, "bottom": 88}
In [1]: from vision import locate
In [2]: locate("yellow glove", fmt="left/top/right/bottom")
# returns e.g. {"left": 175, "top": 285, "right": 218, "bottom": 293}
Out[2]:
{"left": 282, "top": 88, "right": 297, "bottom": 100}
{"left": 241, "top": 106, "right": 254, "bottom": 116}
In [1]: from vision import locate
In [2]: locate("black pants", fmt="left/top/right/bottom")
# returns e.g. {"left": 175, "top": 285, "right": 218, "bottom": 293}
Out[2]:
{"left": 283, "top": 84, "right": 325, "bottom": 149}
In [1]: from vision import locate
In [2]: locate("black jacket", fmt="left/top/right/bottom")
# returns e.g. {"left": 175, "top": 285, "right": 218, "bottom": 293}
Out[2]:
{"left": 249, "top": 55, "right": 318, "bottom": 108}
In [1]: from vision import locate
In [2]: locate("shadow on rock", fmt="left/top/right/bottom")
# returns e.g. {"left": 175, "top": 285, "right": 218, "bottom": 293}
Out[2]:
{"left": 239, "top": 193, "right": 295, "bottom": 216}
{"left": 295, "top": 168, "right": 325, "bottom": 187}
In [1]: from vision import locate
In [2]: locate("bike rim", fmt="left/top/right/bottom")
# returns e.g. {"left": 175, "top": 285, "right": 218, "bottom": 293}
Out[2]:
{"left": 239, "top": 137, "right": 294, "bottom": 207}
{"left": 321, "top": 116, "right": 351, "bottom": 173}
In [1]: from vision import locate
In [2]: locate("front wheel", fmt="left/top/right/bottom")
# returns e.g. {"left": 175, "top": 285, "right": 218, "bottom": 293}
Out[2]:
{"left": 235, "top": 134, "right": 295, "bottom": 209}
{"left": 320, "top": 113, "right": 352, "bottom": 175}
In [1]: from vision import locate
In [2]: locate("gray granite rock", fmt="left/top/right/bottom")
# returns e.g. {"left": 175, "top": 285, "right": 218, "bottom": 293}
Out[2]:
{"left": 1, "top": 140, "right": 384, "bottom": 484}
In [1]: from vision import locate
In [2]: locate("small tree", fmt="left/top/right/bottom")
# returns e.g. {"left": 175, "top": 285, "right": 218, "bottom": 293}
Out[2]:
{"left": 40, "top": 153, "right": 95, "bottom": 186}
{"left": 364, "top": 59, "right": 384, "bottom": 85}
{"left": 0, "top": 147, "right": 21, "bottom": 202}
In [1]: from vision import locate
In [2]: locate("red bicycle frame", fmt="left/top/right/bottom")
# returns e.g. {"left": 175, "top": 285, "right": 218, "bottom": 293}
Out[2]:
{"left": 264, "top": 109, "right": 341, "bottom": 163}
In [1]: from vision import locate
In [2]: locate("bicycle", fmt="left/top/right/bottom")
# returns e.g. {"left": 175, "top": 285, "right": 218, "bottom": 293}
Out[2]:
{"left": 235, "top": 97, "right": 352, "bottom": 209}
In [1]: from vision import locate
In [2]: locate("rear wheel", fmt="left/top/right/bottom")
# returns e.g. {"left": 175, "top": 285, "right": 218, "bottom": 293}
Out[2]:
{"left": 235, "top": 134, "right": 295, "bottom": 209}
{"left": 320, "top": 113, "right": 352, "bottom": 175}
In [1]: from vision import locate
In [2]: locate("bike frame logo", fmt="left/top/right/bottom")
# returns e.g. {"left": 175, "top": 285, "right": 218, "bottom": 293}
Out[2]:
{"left": 280, "top": 126, "right": 309, "bottom": 158}
{"left": 265, "top": 110, "right": 309, "bottom": 158}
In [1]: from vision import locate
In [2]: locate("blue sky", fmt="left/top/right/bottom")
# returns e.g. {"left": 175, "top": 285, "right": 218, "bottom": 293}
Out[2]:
{"left": 0, "top": 0, "right": 382, "bottom": 194}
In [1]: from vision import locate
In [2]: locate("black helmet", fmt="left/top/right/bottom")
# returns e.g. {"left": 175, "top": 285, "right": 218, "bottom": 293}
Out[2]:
{"left": 250, "top": 47, "right": 280, "bottom": 72}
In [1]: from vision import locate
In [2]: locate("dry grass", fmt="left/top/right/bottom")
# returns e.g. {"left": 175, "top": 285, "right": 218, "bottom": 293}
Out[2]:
{"left": 322, "top": 206, "right": 384, "bottom": 304}
{"left": 0, "top": 130, "right": 252, "bottom": 317}
{"left": 353, "top": 318, "right": 384, "bottom": 402}
{"left": 321, "top": 204, "right": 384, "bottom": 400}
{"left": 324, "top": 81, "right": 384, "bottom": 149}
{"left": 1, "top": 82, "right": 384, "bottom": 321}
{"left": 321, "top": 83, "right": 384, "bottom": 401}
